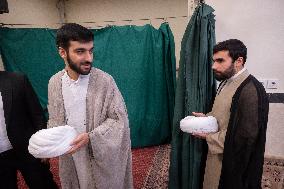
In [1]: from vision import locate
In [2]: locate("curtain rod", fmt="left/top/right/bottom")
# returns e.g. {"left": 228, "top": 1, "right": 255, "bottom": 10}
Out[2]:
{"left": 0, "top": 15, "right": 189, "bottom": 28}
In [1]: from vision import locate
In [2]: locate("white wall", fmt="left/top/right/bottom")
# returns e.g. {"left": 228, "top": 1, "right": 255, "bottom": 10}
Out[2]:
{"left": 265, "top": 103, "right": 284, "bottom": 158}
{"left": 206, "top": 0, "right": 284, "bottom": 158}
{"left": 206, "top": 0, "right": 284, "bottom": 93}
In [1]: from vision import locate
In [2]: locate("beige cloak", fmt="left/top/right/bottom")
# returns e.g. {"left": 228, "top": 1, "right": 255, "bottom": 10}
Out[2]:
{"left": 47, "top": 68, "right": 133, "bottom": 189}
{"left": 203, "top": 70, "right": 249, "bottom": 189}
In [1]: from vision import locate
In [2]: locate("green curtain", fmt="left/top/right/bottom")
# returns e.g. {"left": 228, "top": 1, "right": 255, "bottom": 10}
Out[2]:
{"left": 0, "top": 23, "right": 176, "bottom": 148}
{"left": 169, "top": 4, "right": 216, "bottom": 189}
{"left": 0, "top": 28, "right": 62, "bottom": 107}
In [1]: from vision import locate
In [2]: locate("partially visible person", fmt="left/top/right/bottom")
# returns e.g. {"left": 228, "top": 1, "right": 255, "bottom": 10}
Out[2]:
{"left": 0, "top": 71, "right": 58, "bottom": 189}
{"left": 192, "top": 39, "right": 269, "bottom": 189}
{"left": 47, "top": 23, "right": 133, "bottom": 189}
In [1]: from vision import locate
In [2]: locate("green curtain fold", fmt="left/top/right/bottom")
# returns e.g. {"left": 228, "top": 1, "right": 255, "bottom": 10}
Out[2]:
{"left": 169, "top": 4, "right": 216, "bottom": 189}
{"left": 0, "top": 23, "right": 176, "bottom": 148}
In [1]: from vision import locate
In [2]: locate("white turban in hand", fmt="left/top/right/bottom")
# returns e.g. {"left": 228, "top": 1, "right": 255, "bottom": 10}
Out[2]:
{"left": 28, "top": 125, "right": 78, "bottom": 158}
{"left": 180, "top": 116, "right": 218, "bottom": 133}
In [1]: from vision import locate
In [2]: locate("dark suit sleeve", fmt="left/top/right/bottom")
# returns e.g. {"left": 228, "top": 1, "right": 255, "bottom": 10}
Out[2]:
{"left": 22, "top": 75, "right": 47, "bottom": 131}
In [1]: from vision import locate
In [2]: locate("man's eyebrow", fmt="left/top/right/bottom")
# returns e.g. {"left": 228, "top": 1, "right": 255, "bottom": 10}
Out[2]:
{"left": 75, "top": 48, "right": 87, "bottom": 51}
{"left": 75, "top": 47, "right": 94, "bottom": 51}
{"left": 213, "top": 58, "right": 224, "bottom": 62}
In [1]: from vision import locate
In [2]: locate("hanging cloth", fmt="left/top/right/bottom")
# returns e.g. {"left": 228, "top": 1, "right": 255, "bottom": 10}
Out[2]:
{"left": 169, "top": 3, "right": 216, "bottom": 189}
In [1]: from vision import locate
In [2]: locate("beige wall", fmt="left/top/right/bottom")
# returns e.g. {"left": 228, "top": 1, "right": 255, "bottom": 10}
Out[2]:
{"left": 0, "top": 0, "right": 192, "bottom": 70}
{"left": 65, "top": 0, "right": 189, "bottom": 68}
{"left": 0, "top": 0, "right": 62, "bottom": 70}
{"left": 0, "top": 0, "right": 61, "bottom": 28}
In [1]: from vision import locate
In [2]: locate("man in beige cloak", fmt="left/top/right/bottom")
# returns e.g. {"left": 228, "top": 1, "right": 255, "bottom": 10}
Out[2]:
{"left": 47, "top": 23, "right": 133, "bottom": 189}
{"left": 193, "top": 39, "right": 268, "bottom": 189}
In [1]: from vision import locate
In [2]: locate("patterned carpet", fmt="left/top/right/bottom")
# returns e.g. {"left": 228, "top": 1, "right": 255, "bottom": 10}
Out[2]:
{"left": 262, "top": 157, "right": 284, "bottom": 189}
{"left": 17, "top": 144, "right": 168, "bottom": 189}
{"left": 17, "top": 144, "right": 283, "bottom": 189}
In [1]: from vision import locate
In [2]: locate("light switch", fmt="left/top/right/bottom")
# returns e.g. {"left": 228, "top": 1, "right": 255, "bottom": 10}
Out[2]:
{"left": 267, "top": 79, "right": 278, "bottom": 89}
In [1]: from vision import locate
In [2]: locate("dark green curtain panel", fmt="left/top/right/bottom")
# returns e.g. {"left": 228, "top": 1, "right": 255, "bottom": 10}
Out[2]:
{"left": 0, "top": 28, "right": 62, "bottom": 107}
{"left": 0, "top": 23, "right": 176, "bottom": 148}
{"left": 93, "top": 24, "right": 176, "bottom": 147}
{"left": 169, "top": 4, "right": 216, "bottom": 189}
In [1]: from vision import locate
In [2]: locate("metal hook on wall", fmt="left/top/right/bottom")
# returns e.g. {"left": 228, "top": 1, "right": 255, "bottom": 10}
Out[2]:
{"left": 129, "top": 20, "right": 132, "bottom": 27}
{"left": 198, "top": 0, "right": 205, "bottom": 5}
{"left": 105, "top": 20, "right": 115, "bottom": 28}
{"left": 163, "top": 17, "right": 168, "bottom": 23}
{"left": 122, "top": 19, "right": 132, "bottom": 27}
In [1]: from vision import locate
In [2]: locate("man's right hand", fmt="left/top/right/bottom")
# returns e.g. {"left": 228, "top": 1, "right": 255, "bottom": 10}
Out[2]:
{"left": 66, "top": 132, "right": 90, "bottom": 155}
{"left": 191, "top": 112, "right": 208, "bottom": 139}
{"left": 192, "top": 112, "right": 206, "bottom": 117}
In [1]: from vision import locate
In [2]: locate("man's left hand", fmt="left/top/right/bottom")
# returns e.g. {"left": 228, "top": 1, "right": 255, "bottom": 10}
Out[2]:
{"left": 41, "top": 158, "right": 50, "bottom": 164}
{"left": 66, "top": 133, "right": 90, "bottom": 154}
{"left": 192, "top": 132, "right": 208, "bottom": 139}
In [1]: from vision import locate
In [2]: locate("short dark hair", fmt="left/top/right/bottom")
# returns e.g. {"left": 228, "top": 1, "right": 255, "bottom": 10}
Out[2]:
{"left": 213, "top": 39, "right": 247, "bottom": 64}
{"left": 56, "top": 23, "right": 94, "bottom": 50}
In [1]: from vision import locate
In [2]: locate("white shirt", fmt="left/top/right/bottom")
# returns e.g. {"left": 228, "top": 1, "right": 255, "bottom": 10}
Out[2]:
{"left": 0, "top": 92, "right": 13, "bottom": 153}
{"left": 62, "top": 71, "right": 89, "bottom": 134}
{"left": 62, "top": 71, "right": 92, "bottom": 189}
{"left": 217, "top": 67, "right": 247, "bottom": 94}
{"left": 229, "top": 67, "right": 247, "bottom": 81}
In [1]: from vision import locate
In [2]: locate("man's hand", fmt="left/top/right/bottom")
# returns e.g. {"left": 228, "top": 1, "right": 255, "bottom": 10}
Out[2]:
{"left": 191, "top": 112, "right": 207, "bottom": 139}
{"left": 41, "top": 158, "right": 50, "bottom": 164}
{"left": 192, "top": 132, "right": 208, "bottom": 139}
{"left": 66, "top": 133, "right": 90, "bottom": 154}
{"left": 192, "top": 112, "right": 206, "bottom": 117}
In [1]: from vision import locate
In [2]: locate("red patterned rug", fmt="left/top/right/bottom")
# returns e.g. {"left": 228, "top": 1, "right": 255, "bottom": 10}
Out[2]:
{"left": 17, "top": 144, "right": 169, "bottom": 189}
{"left": 17, "top": 144, "right": 283, "bottom": 189}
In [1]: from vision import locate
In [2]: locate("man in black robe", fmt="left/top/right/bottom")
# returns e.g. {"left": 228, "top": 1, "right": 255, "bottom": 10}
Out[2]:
{"left": 193, "top": 39, "right": 269, "bottom": 189}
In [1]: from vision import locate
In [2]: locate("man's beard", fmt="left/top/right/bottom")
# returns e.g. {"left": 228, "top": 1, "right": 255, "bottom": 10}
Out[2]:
{"left": 214, "top": 63, "right": 236, "bottom": 81}
{"left": 66, "top": 54, "right": 92, "bottom": 75}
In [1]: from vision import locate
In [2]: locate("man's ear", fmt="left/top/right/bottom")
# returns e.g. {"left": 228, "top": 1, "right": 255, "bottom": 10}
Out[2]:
{"left": 58, "top": 47, "right": 67, "bottom": 59}
{"left": 235, "top": 57, "right": 244, "bottom": 67}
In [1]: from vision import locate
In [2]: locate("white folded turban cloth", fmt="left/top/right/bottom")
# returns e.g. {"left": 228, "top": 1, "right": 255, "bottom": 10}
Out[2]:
{"left": 28, "top": 125, "right": 78, "bottom": 158}
{"left": 180, "top": 116, "right": 218, "bottom": 133}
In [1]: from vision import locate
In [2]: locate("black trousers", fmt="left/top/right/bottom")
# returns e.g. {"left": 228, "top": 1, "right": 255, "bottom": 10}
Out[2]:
{"left": 0, "top": 149, "right": 58, "bottom": 189}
